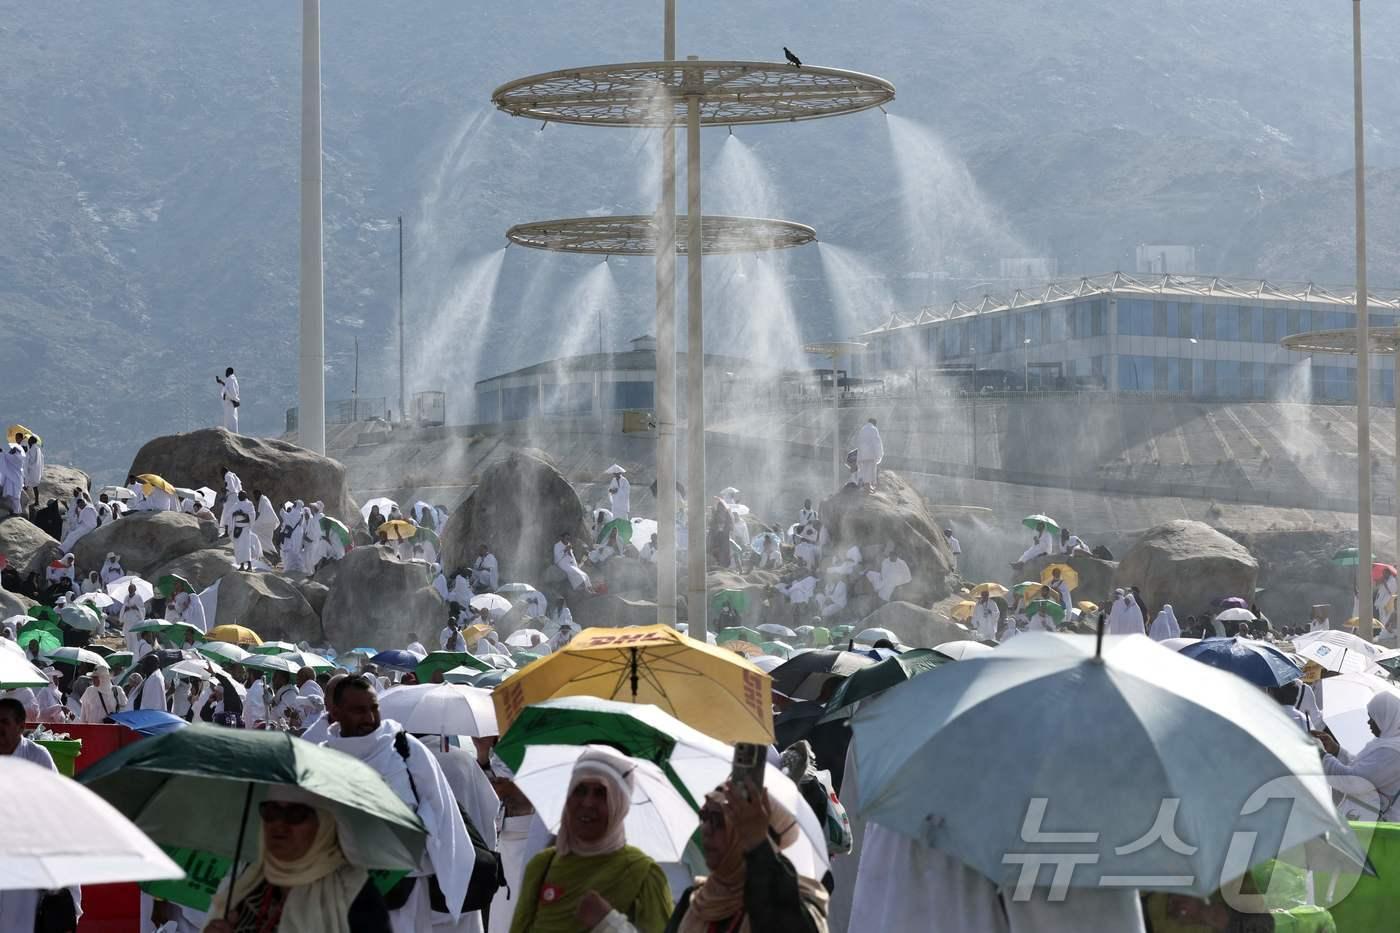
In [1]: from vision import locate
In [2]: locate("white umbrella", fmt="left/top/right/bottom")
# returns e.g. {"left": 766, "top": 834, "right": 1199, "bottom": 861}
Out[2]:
{"left": 195, "top": 487, "right": 217, "bottom": 509}
{"left": 0, "top": 758, "right": 184, "bottom": 890}
{"left": 1214, "top": 607, "right": 1257, "bottom": 622}
{"left": 1319, "top": 672, "right": 1400, "bottom": 755}
{"left": 1157, "top": 637, "right": 1201, "bottom": 652}
{"left": 246, "top": 654, "right": 300, "bottom": 674}
{"left": 757, "top": 623, "right": 798, "bottom": 639}
{"left": 0, "top": 651, "right": 49, "bottom": 689}
{"left": 106, "top": 575, "right": 154, "bottom": 602}
{"left": 749, "top": 655, "right": 785, "bottom": 672}
{"left": 604, "top": 464, "right": 627, "bottom": 475}
{"left": 852, "top": 633, "right": 1363, "bottom": 894}
{"left": 361, "top": 497, "right": 398, "bottom": 523}
{"left": 515, "top": 745, "right": 698, "bottom": 863}
{"left": 378, "top": 683, "right": 498, "bottom": 737}
{"left": 854, "top": 627, "right": 898, "bottom": 645}
{"left": 442, "top": 666, "right": 484, "bottom": 685}
{"left": 76, "top": 592, "right": 116, "bottom": 611}
{"left": 932, "top": 640, "right": 994, "bottom": 661}
{"left": 169, "top": 657, "right": 247, "bottom": 699}
{"left": 1295, "top": 630, "right": 1389, "bottom": 675}
{"left": 496, "top": 583, "right": 539, "bottom": 596}
{"left": 629, "top": 517, "right": 659, "bottom": 543}
{"left": 43, "top": 646, "right": 109, "bottom": 669}
{"left": 469, "top": 593, "right": 512, "bottom": 619}
{"left": 504, "top": 628, "right": 546, "bottom": 649}
{"left": 97, "top": 484, "right": 135, "bottom": 502}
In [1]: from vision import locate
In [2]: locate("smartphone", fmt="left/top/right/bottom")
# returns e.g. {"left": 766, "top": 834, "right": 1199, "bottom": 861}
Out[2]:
{"left": 731, "top": 742, "right": 767, "bottom": 799}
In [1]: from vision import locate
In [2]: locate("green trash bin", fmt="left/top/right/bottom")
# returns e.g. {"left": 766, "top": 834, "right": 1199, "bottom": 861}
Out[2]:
{"left": 34, "top": 738, "right": 82, "bottom": 777}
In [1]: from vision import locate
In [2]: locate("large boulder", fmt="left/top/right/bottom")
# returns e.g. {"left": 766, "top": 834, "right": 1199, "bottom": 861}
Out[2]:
{"left": 36, "top": 464, "right": 90, "bottom": 506}
{"left": 212, "top": 571, "right": 322, "bottom": 643}
{"left": 297, "top": 581, "right": 330, "bottom": 618}
{"left": 1022, "top": 553, "right": 1119, "bottom": 607}
{"left": 71, "top": 512, "right": 214, "bottom": 577}
{"left": 0, "top": 588, "right": 36, "bottom": 617}
{"left": 128, "top": 428, "right": 358, "bottom": 524}
{"left": 1224, "top": 528, "right": 1354, "bottom": 628}
{"left": 1114, "top": 520, "right": 1259, "bottom": 621}
{"left": 149, "top": 546, "right": 238, "bottom": 593}
{"left": 320, "top": 547, "right": 446, "bottom": 649}
{"left": 818, "top": 471, "right": 958, "bottom": 606}
{"left": 857, "top": 601, "right": 971, "bottom": 648}
{"left": 603, "top": 558, "right": 657, "bottom": 601}
{"left": 0, "top": 517, "right": 61, "bottom": 577}
{"left": 439, "top": 450, "right": 590, "bottom": 587}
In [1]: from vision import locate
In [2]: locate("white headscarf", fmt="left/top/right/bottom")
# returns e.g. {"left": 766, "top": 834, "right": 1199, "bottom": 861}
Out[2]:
{"left": 1367, "top": 692, "right": 1400, "bottom": 757}
{"left": 1148, "top": 605, "right": 1180, "bottom": 641}
{"left": 555, "top": 745, "right": 635, "bottom": 857}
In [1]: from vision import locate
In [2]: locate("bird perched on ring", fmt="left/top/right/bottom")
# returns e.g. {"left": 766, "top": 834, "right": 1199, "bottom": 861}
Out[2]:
{"left": 783, "top": 46, "right": 802, "bottom": 68}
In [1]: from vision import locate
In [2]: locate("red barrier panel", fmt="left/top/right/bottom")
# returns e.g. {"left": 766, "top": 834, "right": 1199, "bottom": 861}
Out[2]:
{"left": 76, "top": 883, "right": 139, "bottom": 933}
{"left": 26, "top": 722, "right": 141, "bottom": 774}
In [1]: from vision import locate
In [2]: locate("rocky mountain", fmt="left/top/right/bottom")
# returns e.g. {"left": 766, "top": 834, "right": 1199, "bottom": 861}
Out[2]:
{"left": 4, "top": 0, "right": 1400, "bottom": 479}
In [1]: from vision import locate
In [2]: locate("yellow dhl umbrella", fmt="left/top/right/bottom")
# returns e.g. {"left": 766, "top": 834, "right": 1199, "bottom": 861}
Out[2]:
{"left": 462, "top": 623, "right": 494, "bottom": 646}
{"left": 951, "top": 600, "right": 977, "bottom": 622}
{"left": 493, "top": 623, "right": 774, "bottom": 744}
{"left": 1040, "top": 563, "right": 1079, "bottom": 590}
{"left": 137, "top": 473, "right": 176, "bottom": 496}
{"left": 6, "top": 425, "right": 39, "bottom": 445}
{"left": 378, "top": 519, "right": 418, "bottom": 541}
{"left": 207, "top": 624, "right": 263, "bottom": 646}
{"left": 1344, "top": 616, "right": 1384, "bottom": 634}
{"left": 970, "top": 582, "right": 1008, "bottom": 599}
{"left": 1077, "top": 600, "right": 1099, "bottom": 614}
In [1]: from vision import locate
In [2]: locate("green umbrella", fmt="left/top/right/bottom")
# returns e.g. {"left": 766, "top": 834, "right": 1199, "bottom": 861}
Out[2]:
{"left": 495, "top": 696, "right": 729, "bottom": 807}
{"left": 320, "top": 515, "right": 352, "bottom": 549}
{"left": 596, "top": 518, "right": 634, "bottom": 544}
{"left": 416, "top": 651, "right": 489, "bottom": 683}
{"left": 244, "top": 654, "right": 300, "bottom": 674}
{"left": 717, "top": 626, "right": 762, "bottom": 645}
{"left": 106, "top": 651, "right": 134, "bottom": 672}
{"left": 276, "top": 650, "right": 336, "bottom": 673}
{"left": 160, "top": 622, "right": 208, "bottom": 648}
{"left": 820, "top": 649, "right": 948, "bottom": 723}
{"left": 510, "top": 650, "right": 546, "bottom": 668}
{"left": 1026, "top": 599, "right": 1066, "bottom": 623}
{"left": 198, "top": 642, "right": 251, "bottom": 666}
{"left": 79, "top": 725, "right": 427, "bottom": 898}
{"left": 1332, "top": 547, "right": 1377, "bottom": 568}
{"left": 416, "top": 527, "right": 442, "bottom": 552}
{"left": 26, "top": 605, "right": 61, "bottom": 627}
{"left": 1022, "top": 513, "right": 1060, "bottom": 533}
{"left": 44, "top": 646, "right": 110, "bottom": 669}
{"left": 155, "top": 574, "right": 193, "bottom": 598}
{"left": 130, "top": 620, "right": 177, "bottom": 636}
{"left": 760, "top": 641, "right": 794, "bottom": 659}
{"left": 831, "top": 624, "right": 855, "bottom": 642}
{"left": 249, "top": 641, "right": 298, "bottom": 656}
{"left": 710, "top": 590, "right": 751, "bottom": 615}
{"left": 16, "top": 622, "right": 61, "bottom": 656}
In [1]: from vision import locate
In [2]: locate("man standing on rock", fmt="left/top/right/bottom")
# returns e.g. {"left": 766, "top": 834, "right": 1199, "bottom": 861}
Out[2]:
{"left": 855, "top": 417, "right": 883, "bottom": 492}
{"left": 230, "top": 490, "right": 258, "bottom": 572}
{"left": 971, "top": 589, "right": 1000, "bottom": 641}
{"left": 472, "top": 544, "right": 498, "bottom": 593}
{"left": 0, "top": 438, "right": 24, "bottom": 515}
{"left": 22, "top": 434, "right": 43, "bottom": 511}
{"left": 216, "top": 366, "right": 240, "bottom": 432}
{"left": 606, "top": 464, "right": 631, "bottom": 520}
{"left": 217, "top": 466, "right": 242, "bottom": 538}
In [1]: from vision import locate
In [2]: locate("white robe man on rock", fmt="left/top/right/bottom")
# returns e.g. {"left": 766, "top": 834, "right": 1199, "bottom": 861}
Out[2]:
{"left": 59, "top": 494, "right": 99, "bottom": 553}
{"left": 216, "top": 366, "right": 240, "bottom": 432}
{"left": 23, "top": 435, "right": 43, "bottom": 509}
{"left": 855, "top": 417, "right": 883, "bottom": 491}
{"left": 606, "top": 464, "right": 630, "bottom": 520}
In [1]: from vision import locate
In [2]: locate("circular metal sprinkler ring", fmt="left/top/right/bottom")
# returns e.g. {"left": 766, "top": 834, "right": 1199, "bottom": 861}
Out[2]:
{"left": 506, "top": 214, "right": 816, "bottom": 255}
{"left": 492, "top": 59, "right": 895, "bottom": 127}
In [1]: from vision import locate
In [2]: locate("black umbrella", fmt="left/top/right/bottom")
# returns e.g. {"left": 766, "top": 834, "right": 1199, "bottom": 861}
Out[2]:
{"left": 770, "top": 650, "right": 878, "bottom": 702}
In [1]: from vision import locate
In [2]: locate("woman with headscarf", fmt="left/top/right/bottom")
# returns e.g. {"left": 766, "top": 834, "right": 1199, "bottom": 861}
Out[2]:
{"left": 667, "top": 779, "right": 828, "bottom": 933}
{"left": 203, "top": 790, "right": 391, "bottom": 933}
{"left": 79, "top": 667, "right": 125, "bottom": 723}
{"left": 509, "top": 746, "right": 672, "bottom": 933}
{"left": 1148, "top": 604, "right": 1180, "bottom": 641}
{"left": 1317, "top": 692, "right": 1400, "bottom": 821}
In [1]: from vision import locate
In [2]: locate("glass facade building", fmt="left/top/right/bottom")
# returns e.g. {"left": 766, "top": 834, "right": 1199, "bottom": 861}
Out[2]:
{"left": 856, "top": 273, "right": 1400, "bottom": 403}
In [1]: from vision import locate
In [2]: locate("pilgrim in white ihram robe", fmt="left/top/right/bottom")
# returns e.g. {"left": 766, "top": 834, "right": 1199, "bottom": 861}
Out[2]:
{"left": 1107, "top": 595, "right": 1146, "bottom": 636}
{"left": 0, "top": 444, "right": 25, "bottom": 512}
{"left": 59, "top": 499, "right": 99, "bottom": 553}
{"left": 972, "top": 599, "right": 1001, "bottom": 641}
{"left": 855, "top": 421, "right": 883, "bottom": 488}
{"left": 608, "top": 473, "right": 631, "bottom": 520}
{"left": 554, "top": 540, "right": 591, "bottom": 590}
{"left": 1018, "top": 531, "right": 1055, "bottom": 564}
{"left": 24, "top": 441, "right": 43, "bottom": 498}
{"left": 253, "top": 494, "right": 279, "bottom": 556}
{"left": 220, "top": 372, "right": 240, "bottom": 431}
{"left": 231, "top": 499, "right": 257, "bottom": 567}
{"left": 865, "top": 556, "right": 912, "bottom": 603}
{"left": 817, "top": 578, "right": 848, "bottom": 618}
{"left": 1148, "top": 605, "right": 1181, "bottom": 641}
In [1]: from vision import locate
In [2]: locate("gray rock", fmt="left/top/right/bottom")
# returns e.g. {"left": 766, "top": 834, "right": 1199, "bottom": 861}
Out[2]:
{"left": 819, "top": 471, "right": 958, "bottom": 606}
{"left": 1113, "top": 520, "right": 1259, "bottom": 621}
{"left": 0, "top": 588, "right": 36, "bottom": 617}
{"left": 128, "top": 428, "right": 358, "bottom": 524}
{"left": 298, "top": 581, "right": 330, "bottom": 618}
{"left": 1021, "top": 553, "right": 1119, "bottom": 607}
{"left": 565, "top": 592, "right": 660, "bottom": 630}
{"left": 150, "top": 546, "right": 238, "bottom": 593}
{"left": 439, "top": 450, "right": 591, "bottom": 589}
{"left": 37, "top": 464, "right": 91, "bottom": 506}
{"left": 603, "top": 558, "right": 657, "bottom": 601}
{"left": 71, "top": 511, "right": 214, "bottom": 577}
{"left": 321, "top": 547, "right": 446, "bottom": 650}
{"left": 213, "top": 571, "right": 322, "bottom": 644}
{"left": 0, "top": 516, "right": 62, "bottom": 577}
{"left": 857, "top": 601, "right": 972, "bottom": 648}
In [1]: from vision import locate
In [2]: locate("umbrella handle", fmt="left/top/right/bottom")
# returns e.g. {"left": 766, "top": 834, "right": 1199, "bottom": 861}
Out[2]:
{"left": 1094, "top": 612, "right": 1106, "bottom": 659}
{"left": 226, "top": 782, "right": 255, "bottom": 919}
{"left": 629, "top": 647, "right": 640, "bottom": 700}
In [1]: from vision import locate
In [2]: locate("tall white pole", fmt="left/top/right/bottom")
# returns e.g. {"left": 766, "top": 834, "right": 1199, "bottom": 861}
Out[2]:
{"left": 685, "top": 62, "right": 707, "bottom": 633}
{"left": 299, "top": 0, "right": 327, "bottom": 454}
{"left": 1353, "top": 0, "right": 1374, "bottom": 641}
{"left": 832, "top": 355, "right": 841, "bottom": 490}
{"left": 655, "top": 0, "right": 678, "bottom": 627}
{"left": 398, "top": 215, "right": 406, "bottom": 424}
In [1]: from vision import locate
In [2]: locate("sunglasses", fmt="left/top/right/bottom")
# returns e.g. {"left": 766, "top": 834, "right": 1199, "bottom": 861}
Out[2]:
{"left": 258, "top": 802, "right": 315, "bottom": 825}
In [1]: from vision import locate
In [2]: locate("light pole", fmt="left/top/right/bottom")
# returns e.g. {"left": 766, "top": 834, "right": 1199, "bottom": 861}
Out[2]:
{"left": 655, "top": 0, "right": 679, "bottom": 627}
{"left": 1022, "top": 337, "right": 1031, "bottom": 392}
{"left": 1353, "top": 0, "right": 1374, "bottom": 640}
{"left": 398, "top": 215, "right": 406, "bottom": 424}
{"left": 684, "top": 58, "right": 706, "bottom": 633}
{"left": 298, "top": 0, "right": 326, "bottom": 454}
{"left": 1188, "top": 337, "right": 1198, "bottom": 398}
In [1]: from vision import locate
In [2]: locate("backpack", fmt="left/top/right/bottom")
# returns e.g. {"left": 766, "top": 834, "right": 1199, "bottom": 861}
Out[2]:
{"left": 382, "top": 730, "right": 507, "bottom": 918}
